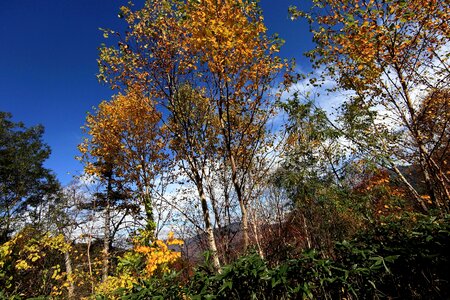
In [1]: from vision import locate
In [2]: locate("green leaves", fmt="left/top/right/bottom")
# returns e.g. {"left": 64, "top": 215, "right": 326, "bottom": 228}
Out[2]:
{"left": 0, "top": 112, "right": 59, "bottom": 242}
{"left": 113, "top": 214, "right": 450, "bottom": 299}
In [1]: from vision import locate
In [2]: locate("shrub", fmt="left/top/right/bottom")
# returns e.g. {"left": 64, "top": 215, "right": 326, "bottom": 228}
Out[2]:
{"left": 119, "top": 214, "right": 449, "bottom": 300}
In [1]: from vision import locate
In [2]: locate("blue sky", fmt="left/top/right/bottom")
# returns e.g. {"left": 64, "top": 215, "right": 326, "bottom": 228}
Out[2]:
{"left": 0, "top": 0, "right": 314, "bottom": 185}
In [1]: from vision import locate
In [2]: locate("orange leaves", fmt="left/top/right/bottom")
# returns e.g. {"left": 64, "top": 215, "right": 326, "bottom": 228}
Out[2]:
{"left": 354, "top": 168, "right": 410, "bottom": 218}
{"left": 95, "top": 231, "right": 183, "bottom": 297}
{"left": 166, "top": 231, "right": 184, "bottom": 246}
{"left": 134, "top": 232, "right": 183, "bottom": 276}
{"left": 359, "top": 171, "right": 391, "bottom": 192}
{"left": 79, "top": 87, "right": 166, "bottom": 191}
{"left": 99, "top": 0, "right": 283, "bottom": 116}
{"left": 99, "top": 0, "right": 283, "bottom": 100}
{"left": 96, "top": 1, "right": 282, "bottom": 252}
{"left": 304, "top": 0, "right": 450, "bottom": 94}
{"left": 420, "top": 194, "right": 432, "bottom": 205}
{"left": 183, "top": 0, "right": 273, "bottom": 77}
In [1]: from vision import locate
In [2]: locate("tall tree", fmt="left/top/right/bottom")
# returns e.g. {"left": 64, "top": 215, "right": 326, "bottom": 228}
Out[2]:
{"left": 98, "top": 0, "right": 225, "bottom": 271}
{"left": 98, "top": 0, "right": 284, "bottom": 254}
{"left": 79, "top": 88, "right": 167, "bottom": 279}
{"left": 79, "top": 88, "right": 167, "bottom": 238}
{"left": 0, "top": 112, "right": 59, "bottom": 242}
{"left": 182, "top": 0, "right": 283, "bottom": 250}
{"left": 292, "top": 0, "right": 450, "bottom": 212}
{"left": 167, "top": 84, "right": 222, "bottom": 270}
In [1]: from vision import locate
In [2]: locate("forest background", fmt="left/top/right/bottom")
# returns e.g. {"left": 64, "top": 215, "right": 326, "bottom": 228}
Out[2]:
{"left": 0, "top": 0, "right": 449, "bottom": 299}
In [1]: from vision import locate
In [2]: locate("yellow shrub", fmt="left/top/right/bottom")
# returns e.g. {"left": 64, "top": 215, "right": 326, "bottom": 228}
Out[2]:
{"left": 0, "top": 228, "right": 72, "bottom": 297}
{"left": 95, "top": 231, "right": 183, "bottom": 298}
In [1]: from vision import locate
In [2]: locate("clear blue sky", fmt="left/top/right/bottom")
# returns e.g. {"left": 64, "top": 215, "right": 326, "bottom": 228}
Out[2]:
{"left": 0, "top": 0, "right": 313, "bottom": 185}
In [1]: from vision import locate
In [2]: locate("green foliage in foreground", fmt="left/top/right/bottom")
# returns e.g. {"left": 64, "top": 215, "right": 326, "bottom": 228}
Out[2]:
{"left": 117, "top": 214, "right": 449, "bottom": 300}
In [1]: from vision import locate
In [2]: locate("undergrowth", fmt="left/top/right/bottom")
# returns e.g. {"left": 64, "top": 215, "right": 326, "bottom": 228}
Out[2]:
{"left": 117, "top": 214, "right": 450, "bottom": 300}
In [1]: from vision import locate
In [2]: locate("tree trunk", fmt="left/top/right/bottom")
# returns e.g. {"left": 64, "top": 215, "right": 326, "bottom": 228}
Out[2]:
{"left": 102, "top": 178, "right": 112, "bottom": 283}
{"left": 229, "top": 154, "right": 249, "bottom": 251}
{"left": 238, "top": 199, "right": 249, "bottom": 251}
{"left": 143, "top": 192, "right": 156, "bottom": 243}
{"left": 102, "top": 201, "right": 110, "bottom": 282}
{"left": 394, "top": 64, "right": 449, "bottom": 212}
{"left": 302, "top": 213, "right": 312, "bottom": 249}
{"left": 390, "top": 162, "right": 429, "bottom": 212}
{"left": 217, "top": 99, "right": 250, "bottom": 252}
{"left": 251, "top": 208, "right": 264, "bottom": 258}
{"left": 196, "top": 180, "right": 221, "bottom": 272}
{"left": 86, "top": 231, "right": 94, "bottom": 294}
{"left": 419, "top": 145, "right": 450, "bottom": 213}
{"left": 417, "top": 147, "right": 438, "bottom": 206}
{"left": 64, "top": 249, "right": 75, "bottom": 299}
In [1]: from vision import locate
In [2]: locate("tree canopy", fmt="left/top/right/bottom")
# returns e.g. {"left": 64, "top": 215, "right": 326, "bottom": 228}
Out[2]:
{"left": 0, "top": 112, "right": 60, "bottom": 242}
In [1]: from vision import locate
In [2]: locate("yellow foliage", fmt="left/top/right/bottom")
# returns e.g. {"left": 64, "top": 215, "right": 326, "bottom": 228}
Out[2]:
{"left": 135, "top": 231, "right": 183, "bottom": 276}
{"left": 95, "top": 231, "right": 183, "bottom": 298}
{"left": 0, "top": 229, "right": 73, "bottom": 297}
{"left": 15, "top": 259, "right": 30, "bottom": 271}
{"left": 95, "top": 273, "right": 136, "bottom": 300}
{"left": 79, "top": 88, "right": 165, "bottom": 181}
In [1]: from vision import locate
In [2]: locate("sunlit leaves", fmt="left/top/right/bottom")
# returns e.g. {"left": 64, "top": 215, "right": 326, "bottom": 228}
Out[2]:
{"left": 96, "top": 0, "right": 284, "bottom": 253}
{"left": 95, "top": 232, "right": 183, "bottom": 297}
{"left": 294, "top": 0, "right": 450, "bottom": 211}
{"left": 0, "top": 229, "right": 72, "bottom": 297}
{"left": 184, "top": 0, "right": 281, "bottom": 82}
{"left": 79, "top": 88, "right": 166, "bottom": 191}
{"left": 295, "top": 0, "right": 450, "bottom": 95}
{"left": 135, "top": 233, "right": 183, "bottom": 275}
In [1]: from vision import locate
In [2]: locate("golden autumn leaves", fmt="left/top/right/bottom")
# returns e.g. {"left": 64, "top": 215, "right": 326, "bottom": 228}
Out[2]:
{"left": 135, "top": 232, "right": 184, "bottom": 275}
{"left": 95, "top": 232, "right": 183, "bottom": 298}
{"left": 294, "top": 0, "right": 450, "bottom": 212}
{"left": 86, "top": 0, "right": 284, "bottom": 183}
{"left": 81, "top": 0, "right": 284, "bottom": 273}
{"left": 98, "top": 0, "right": 284, "bottom": 95}
{"left": 304, "top": 0, "right": 450, "bottom": 92}
{"left": 0, "top": 231, "right": 72, "bottom": 297}
{"left": 78, "top": 89, "right": 166, "bottom": 187}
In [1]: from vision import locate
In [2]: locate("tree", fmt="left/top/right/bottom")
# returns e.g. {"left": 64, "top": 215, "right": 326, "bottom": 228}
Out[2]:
{"left": 279, "top": 98, "right": 344, "bottom": 202}
{"left": 275, "top": 96, "right": 353, "bottom": 253}
{"left": 167, "top": 84, "right": 222, "bottom": 269}
{"left": 79, "top": 88, "right": 167, "bottom": 279}
{"left": 182, "top": 0, "right": 284, "bottom": 251}
{"left": 412, "top": 89, "right": 450, "bottom": 212}
{"left": 292, "top": 0, "right": 450, "bottom": 213}
{"left": 98, "top": 0, "right": 225, "bottom": 271}
{"left": 98, "top": 0, "right": 284, "bottom": 257}
{"left": 80, "top": 88, "right": 167, "bottom": 237}
{"left": 0, "top": 112, "right": 59, "bottom": 242}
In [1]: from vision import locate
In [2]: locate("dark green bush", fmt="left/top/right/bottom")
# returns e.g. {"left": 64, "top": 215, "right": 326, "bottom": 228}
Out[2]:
{"left": 120, "top": 214, "right": 450, "bottom": 299}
